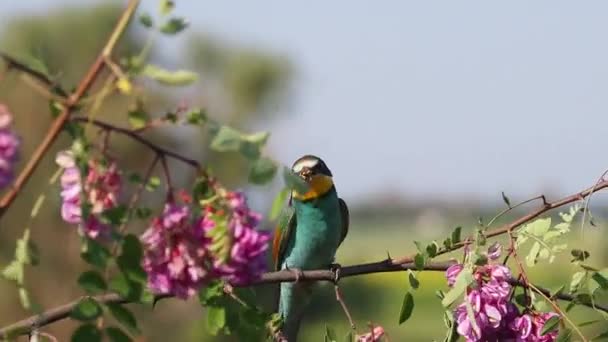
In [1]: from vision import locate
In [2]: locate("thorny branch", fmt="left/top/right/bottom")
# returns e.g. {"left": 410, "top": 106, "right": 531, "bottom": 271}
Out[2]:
{"left": 392, "top": 179, "right": 608, "bottom": 265}
{"left": 1, "top": 260, "right": 607, "bottom": 338}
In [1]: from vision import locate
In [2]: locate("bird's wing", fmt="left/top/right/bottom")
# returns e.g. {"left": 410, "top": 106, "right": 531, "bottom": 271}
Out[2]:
{"left": 338, "top": 198, "right": 349, "bottom": 247}
{"left": 272, "top": 199, "right": 297, "bottom": 271}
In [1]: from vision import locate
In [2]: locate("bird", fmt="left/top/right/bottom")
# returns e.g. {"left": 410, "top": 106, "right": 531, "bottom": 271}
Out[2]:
{"left": 272, "top": 155, "right": 349, "bottom": 341}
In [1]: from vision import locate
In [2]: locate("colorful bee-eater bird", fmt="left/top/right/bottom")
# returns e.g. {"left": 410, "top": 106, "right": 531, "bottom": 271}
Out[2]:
{"left": 273, "top": 155, "right": 349, "bottom": 341}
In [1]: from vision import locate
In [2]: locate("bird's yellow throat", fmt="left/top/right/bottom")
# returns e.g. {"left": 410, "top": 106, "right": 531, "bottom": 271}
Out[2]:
{"left": 292, "top": 174, "right": 334, "bottom": 201}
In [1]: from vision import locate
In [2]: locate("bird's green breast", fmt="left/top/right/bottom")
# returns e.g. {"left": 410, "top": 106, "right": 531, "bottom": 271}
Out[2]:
{"left": 282, "top": 188, "right": 342, "bottom": 270}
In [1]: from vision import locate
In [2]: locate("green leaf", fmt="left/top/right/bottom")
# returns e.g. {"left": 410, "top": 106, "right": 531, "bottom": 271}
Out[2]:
{"left": 570, "top": 271, "right": 586, "bottom": 293}
{"left": 451, "top": 226, "right": 462, "bottom": 244}
{"left": 442, "top": 269, "right": 473, "bottom": 307}
{"left": 186, "top": 108, "right": 207, "bottom": 125}
{"left": 413, "top": 241, "right": 424, "bottom": 253}
{"left": 30, "top": 194, "right": 46, "bottom": 218}
{"left": 207, "top": 306, "right": 226, "bottom": 335}
{"left": 81, "top": 238, "right": 111, "bottom": 269}
{"left": 514, "top": 293, "right": 529, "bottom": 307}
{"left": 70, "top": 298, "right": 102, "bottom": 321}
{"left": 210, "top": 125, "right": 242, "bottom": 152}
{"left": 398, "top": 291, "right": 415, "bottom": 324}
{"left": 77, "top": 271, "right": 107, "bottom": 294}
{"left": 2, "top": 261, "right": 23, "bottom": 283}
{"left": 426, "top": 241, "right": 438, "bottom": 258}
{"left": 242, "top": 131, "right": 270, "bottom": 145}
{"left": 18, "top": 287, "right": 31, "bottom": 310}
{"left": 127, "top": 109, "right": 148, "bottom": 130}
{"left": 109, "top": 273, "right": 142, "bottom": 301}
{"left": 16, "top": 229, "right": 34, "bottom": 264}
{"left": 100, "top": 205, "right": 128, "bottom": 226}
{"left": 49, "top": 100, "right": 63, "bottom": 118}
{"left": 160, "top": 17, "right": 188, "bottom": 35}
{"left": 526, "top": 242, "right": 541, "bottom": 267}
{"left": 269, "top": 188, "right": 290, "bottom": 221}
{"left": 138, "top": 13, "right": 153, "bottom": 28}
{"left": 159, "top": 0, "right": 174, "bottom": 15}
{"left": 199, "top": 280, "right": 225, "bottom": 306}
{"left": 592, "top": 329, "right": 608, "bottom": 341}
{"left": 592, "top": 272, "right": 608, "bottom": 290}
{"left": 135, "top": 207, "right": 152, "bottom": 220}
{"left": 117, "top": 235, "right": 147, "bottom": 284}
{"left": 324, "top": 325, "right": 337, "bottom": 342}
{"left": 106, "top": 303, "right": 139, "bottom": 334}
{"left": 142, "top": 64, "right": 197, "bottom": 86}
{"left": 501, "top": 191, "right": 511, "bottom": 207}
{"left": 540, "top": 315, "right": 560, "bottom": 336}
{"left": 249, "top": 157, "right": 278, "bottom": 184}
{"left": 128, "top": 173, "right": 143, "bottom": 184}
{"left": 105, "top": 327, "right": 132, "bottom": 342}
{"left": 526, "top": 218, "right": 552, "bottom": 236}
{"left": 570, "top": 249, "right": 590, "bottom": 261}
{"left": 146, "top": 176, "right": 161, "bottom": 192}
{"left": 71, "top": 323, "right": 102, "bottom": 342}
{"left": 408, "top": 270, "right": 419, "bottom": 289}
{"left": 414, "top": 253, "right": 426, "bottom": 270}
{"left": 282, "top": 167, "right": 309, "bottom": 194}
{"left": 555, "top": 329, "right": 571, "bottom": 342}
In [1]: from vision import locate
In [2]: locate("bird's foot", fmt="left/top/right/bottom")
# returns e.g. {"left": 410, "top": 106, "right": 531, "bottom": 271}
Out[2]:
{"left": 330, "top": 263, "right": 342, "bottom": 283}
{"left": 285, "top": 266, "right": 304, "bottom": 283}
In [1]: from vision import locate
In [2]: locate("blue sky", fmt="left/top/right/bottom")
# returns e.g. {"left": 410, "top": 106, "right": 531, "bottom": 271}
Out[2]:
{"left": 3, "top": 1, "right": 608, "bottom": 203}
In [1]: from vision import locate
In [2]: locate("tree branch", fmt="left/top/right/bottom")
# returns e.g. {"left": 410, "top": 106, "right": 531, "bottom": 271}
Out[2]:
{"left": 1, "top": 259, "right": 606, "bottom": 338}
{"left": 0, "top": 52, "right": 68, "bottom": 99}
{"left": 0, "top": 0, "right": 141, "bottom": 221}
{"left": 70, "top": 117, "right": 202, "bottom": 170}
{"left": 392, "top": 180, "right": 608, "bottom": 264}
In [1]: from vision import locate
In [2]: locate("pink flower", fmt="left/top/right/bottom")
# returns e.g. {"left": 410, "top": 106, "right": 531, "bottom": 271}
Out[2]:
{"left": 141, "top": 203, "right": 213, "bottom": 299}
{"left": 446, "top": 264, "right": 464, "bottom": 287}
{"left": 449, "top": 243, "right": 559, "bottom": 342}
{"left": 487, "top": 242, "right": 502, "bottom": 260}
{"left": 356, "top": 326, "right": 385, "bottom": 342}
{"left": 56, "top": 151, "right": 122, "bottom": 239}
{"left": 0, "top": 104, "right": 20, "bottom": 189}
{"left": 201, "top": 191, "right": 271, "bottom": 285}
{"left": 141, "top": 190, "right": 271, "bottom": 298}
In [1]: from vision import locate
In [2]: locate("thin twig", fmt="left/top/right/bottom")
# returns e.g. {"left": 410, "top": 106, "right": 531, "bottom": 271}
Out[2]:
{"left": 485, "top": 195, "right": 546, "bottom": 228}
{"left": 392, "top": 180, "right": 608, "bottom": 265}
{"left": 159, "top": 155, "right": 173, "bottom": 195}
{"left": 0, "top": 52, "right": 68, "bottom": 98}
{"left": 528, "top": 283, "right": 588, "bottom": 342}
{"left": 579, "top": 168, "right": 608, "bottom": 237}
{"left": 70, "top": 117, "right": 201, "bottom": 170}
{"left": 335, "top": 285, "right": 356, "bottom": 330}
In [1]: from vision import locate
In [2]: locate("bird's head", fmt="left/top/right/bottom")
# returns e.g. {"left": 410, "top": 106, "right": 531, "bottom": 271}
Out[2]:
{"left": 291, "top": 155, "right": 335, "bottom": 201}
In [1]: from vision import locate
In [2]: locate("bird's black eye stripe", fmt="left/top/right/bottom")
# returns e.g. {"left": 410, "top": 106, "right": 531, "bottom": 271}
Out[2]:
{"left": 314, "top": 160, "right": 332, "bottom": 177}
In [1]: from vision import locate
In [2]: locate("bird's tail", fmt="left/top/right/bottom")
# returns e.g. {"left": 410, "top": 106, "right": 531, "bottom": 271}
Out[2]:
{"left": 278, "top": 282, "right": 312, "bottom": 341}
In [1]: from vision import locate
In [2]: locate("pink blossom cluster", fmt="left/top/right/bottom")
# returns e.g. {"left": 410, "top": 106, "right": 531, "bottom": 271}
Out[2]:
{"left": 141, "top": 191, "right": 270, "bottom": 299}
{"left": 141, "top": 203, "right": 212, "bottom": 299}
{"left": 56, "top": 151, "right": 122, "bottom": 239}
{"left": 201, "top": 191, "right": 271, "bottom": 286}
{"left": 446, "top": 244, "right": 559, "bottom": 341}
{"left": 0, "top": 105, "right": 20, "bottom": 189}
{"left": 356, "top": 326, "right": 385, "bottom": 342}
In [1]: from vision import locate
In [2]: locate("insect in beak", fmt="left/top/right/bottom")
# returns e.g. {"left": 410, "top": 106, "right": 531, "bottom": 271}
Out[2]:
{"left": 299, "top": 167, "right": 313, "bottom": 181}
